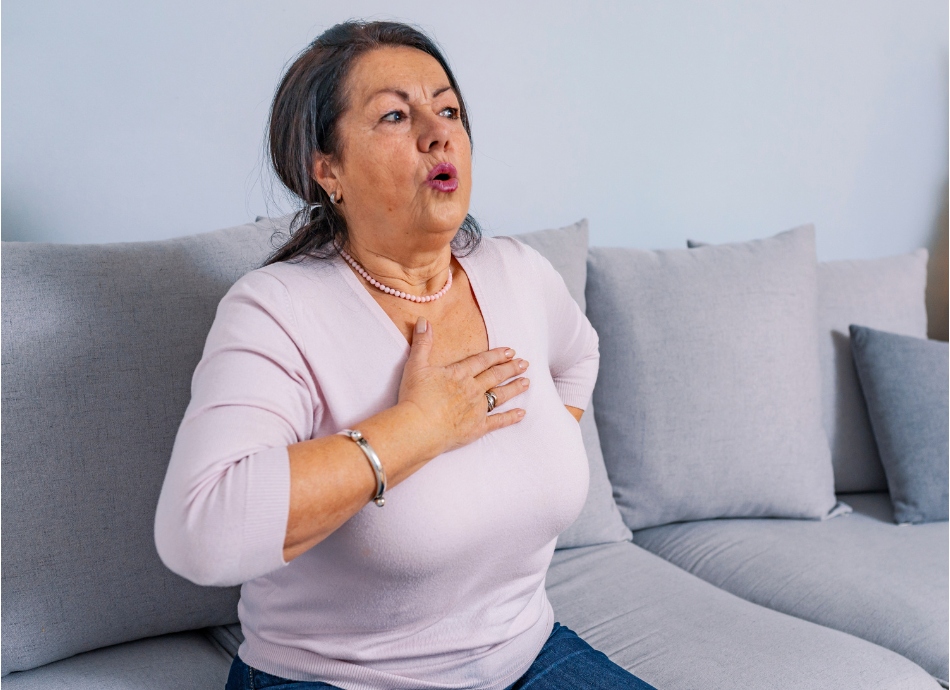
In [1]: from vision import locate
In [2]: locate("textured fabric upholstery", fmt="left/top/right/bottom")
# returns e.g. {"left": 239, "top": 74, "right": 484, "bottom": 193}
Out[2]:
{"left": 849, "top": 326, "right": 949, "bottom": 523}
{"left": 587, "top": 225, "right": 838, "bottom": 530}
{"left": 816, "top": 253, "right": 929, "bottom": 492}
{"left": 545, "top": 541, "right": 939, "bottom": 690}
{"left": 508, "top": 221, "right": 590, "bottom": 312}
{"left": 509, "top": 220, "right": 631, "bottom": 549}
{"left": 1, "top": 631, "right": 233, "bottom": 689}
{"left": 632, "top": 493, "right": 949, "bottom": 685}
{"left": 1, "top": 221, "right": 281, "bottom": 673}
{"left": 688, "top": 242, "right": 930, "bottom": 493}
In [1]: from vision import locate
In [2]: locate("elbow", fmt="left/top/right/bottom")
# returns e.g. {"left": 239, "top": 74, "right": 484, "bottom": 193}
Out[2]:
{"left": 153, "top": 495, "right": 244, "bottom": 588}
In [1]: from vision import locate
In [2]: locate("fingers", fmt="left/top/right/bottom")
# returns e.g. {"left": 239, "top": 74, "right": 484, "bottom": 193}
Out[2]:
{"left": 485, "top": 407, "right": 526, "bottom": 431}
{"left": 454, "top": 346, "right": 515, "bottom": 378}
{"left": 487, "top": 376, "right": 530, "bottom": 409}
{"left": 406, "top": 317, "right": 433, "bottom": 369}
{"left": 474, "top": 357, "right": 529, "bottom": 391}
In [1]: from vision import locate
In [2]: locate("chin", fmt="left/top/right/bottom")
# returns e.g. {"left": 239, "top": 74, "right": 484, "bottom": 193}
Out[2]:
{"left": 422, "top": 208, "right": 470, "bottom": 237}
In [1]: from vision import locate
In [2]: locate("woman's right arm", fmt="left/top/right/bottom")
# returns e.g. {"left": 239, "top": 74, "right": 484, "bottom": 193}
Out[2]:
{"left": 283, "top": 311, "right": 532, "bottom": 562}
{"left": 154, "top": 271, "right": 528, "bottom": 587}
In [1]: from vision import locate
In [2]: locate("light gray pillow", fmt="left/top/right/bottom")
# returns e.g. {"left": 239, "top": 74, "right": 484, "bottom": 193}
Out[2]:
{"left": 589, "top": 225, "right": 840, "bottom": 531}
{"left": 1, "top": 219, "right": 282, "bottom": 674}
{"left": 688, "top": 242, "right": 930, "bottom": 494}
{"left": 816, "top": 254, "right": 929, "bottom": 492}
{"left": 849, "top": 325, "right": 949, "bottom": 524}
{"left": 509, "top": 220, "right": 632, "bottom": 549}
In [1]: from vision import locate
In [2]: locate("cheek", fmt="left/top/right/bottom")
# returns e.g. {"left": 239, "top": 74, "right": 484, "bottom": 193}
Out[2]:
{"left": 345, "top": 137, "right": 416, "bottom": 199}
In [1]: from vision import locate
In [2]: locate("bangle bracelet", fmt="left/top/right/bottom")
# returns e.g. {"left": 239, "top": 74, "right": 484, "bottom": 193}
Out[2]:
{"left": 337, "top": 429, "right": 387, "bottom": 507}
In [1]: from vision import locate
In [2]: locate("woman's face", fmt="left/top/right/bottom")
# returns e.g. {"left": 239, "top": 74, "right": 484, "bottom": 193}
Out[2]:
{"left": 317, "top": 46, "right": 472, "bottom": 251}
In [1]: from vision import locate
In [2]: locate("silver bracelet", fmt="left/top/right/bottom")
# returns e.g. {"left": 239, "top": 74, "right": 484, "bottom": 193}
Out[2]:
{"left": 337, "top": 429, "right": 387, "bottom": 507}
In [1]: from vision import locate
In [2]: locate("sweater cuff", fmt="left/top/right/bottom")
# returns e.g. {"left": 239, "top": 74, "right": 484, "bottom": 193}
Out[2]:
{"left": 554, "top": 378, "right": 595, "bottom": 410}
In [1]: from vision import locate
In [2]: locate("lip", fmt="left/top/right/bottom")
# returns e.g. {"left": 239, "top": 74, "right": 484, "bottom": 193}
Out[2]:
{"left": 425, "top": 162, "right": 459, "bottom": 193}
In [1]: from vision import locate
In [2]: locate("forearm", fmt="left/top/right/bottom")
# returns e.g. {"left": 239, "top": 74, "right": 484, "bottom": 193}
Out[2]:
{"left": 283, "top": 401, "right": 436, "bottom": 562}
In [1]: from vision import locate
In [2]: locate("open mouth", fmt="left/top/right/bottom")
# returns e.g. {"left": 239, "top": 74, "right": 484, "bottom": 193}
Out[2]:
{"left": 426, "top": 163, "right": 459, "bottom": 192}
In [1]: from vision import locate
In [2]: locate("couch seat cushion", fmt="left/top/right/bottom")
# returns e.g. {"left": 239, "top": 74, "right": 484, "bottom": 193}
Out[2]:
{"left": 631, "top": 493, "right": 948, "bottom": 685}
{"left": 1, "top": 630, "right": 232, "bottom": 689}
{"left": 546, "top": 541, "right": 939, "bottom": 689}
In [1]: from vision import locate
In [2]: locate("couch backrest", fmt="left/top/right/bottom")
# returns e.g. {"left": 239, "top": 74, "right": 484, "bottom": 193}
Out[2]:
{"left": 1, "top": 220, "right": 285, "bottom": 674}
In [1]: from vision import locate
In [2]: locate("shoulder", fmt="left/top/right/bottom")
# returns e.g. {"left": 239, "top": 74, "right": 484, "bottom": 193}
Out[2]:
{"left": 464, "top": 234, "right": 550, "bottom": 273}
{"left": 226, "top": 255, "right": 339, "bottom": 307}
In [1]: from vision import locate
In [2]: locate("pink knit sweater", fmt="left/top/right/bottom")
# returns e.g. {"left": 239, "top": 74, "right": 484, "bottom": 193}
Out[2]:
{"left": 154, "top": 235, "right": 600, "bottom": 689}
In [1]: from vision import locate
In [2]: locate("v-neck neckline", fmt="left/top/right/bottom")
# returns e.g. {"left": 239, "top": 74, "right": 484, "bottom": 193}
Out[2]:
{"left": 332, "top": 248, "right": 494, "bottom": 357}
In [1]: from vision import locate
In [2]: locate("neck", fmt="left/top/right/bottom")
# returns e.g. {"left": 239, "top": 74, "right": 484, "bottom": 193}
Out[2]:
{"left": 342, "top": 235, "right": 454, "bottom": 297}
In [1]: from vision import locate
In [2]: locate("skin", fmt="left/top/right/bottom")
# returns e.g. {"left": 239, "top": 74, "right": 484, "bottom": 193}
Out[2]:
{"left": 281, "top": 46, "right": 583, "bottom": 563}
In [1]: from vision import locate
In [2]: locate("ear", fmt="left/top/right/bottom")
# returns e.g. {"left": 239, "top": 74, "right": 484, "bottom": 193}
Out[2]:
{"left": 310, "top": 152, "right": 341, "bottom": 197}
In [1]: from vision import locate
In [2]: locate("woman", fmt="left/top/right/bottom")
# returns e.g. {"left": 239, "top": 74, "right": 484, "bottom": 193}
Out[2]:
{"left": 154, "top": 20, "right": 655, "bottom": 690}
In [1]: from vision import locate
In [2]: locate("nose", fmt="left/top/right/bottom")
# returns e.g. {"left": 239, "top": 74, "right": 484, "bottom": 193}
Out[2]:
{"left": 416, "top": 108, "right": 453, "bottom": 154}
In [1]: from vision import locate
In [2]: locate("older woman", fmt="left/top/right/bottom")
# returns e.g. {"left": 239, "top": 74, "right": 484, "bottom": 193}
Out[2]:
{"left": 155, "top": 20, "right": 655, "bottom": 690}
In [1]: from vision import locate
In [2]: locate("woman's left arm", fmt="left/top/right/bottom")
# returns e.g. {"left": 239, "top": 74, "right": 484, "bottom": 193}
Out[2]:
{"left": 519, "top": 242, "right": 600, "bottom": 421}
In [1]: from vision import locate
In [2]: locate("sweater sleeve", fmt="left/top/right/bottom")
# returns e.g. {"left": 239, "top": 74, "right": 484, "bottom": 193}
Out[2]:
{"left": 516, "top": 240, "right": 600, "bottom": 410}
{"left": 154, "top": 270, "right": 318, "bottom": 587}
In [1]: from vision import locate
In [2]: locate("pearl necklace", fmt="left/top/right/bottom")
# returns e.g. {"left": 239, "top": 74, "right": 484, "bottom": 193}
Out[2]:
{"left": 339, "top": 248, "right": 453, "bottom": 303}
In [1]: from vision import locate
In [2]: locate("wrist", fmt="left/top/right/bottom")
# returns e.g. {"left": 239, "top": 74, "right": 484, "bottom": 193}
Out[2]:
{"left": 391, "top": 400, "right": 443, "bottom": 461}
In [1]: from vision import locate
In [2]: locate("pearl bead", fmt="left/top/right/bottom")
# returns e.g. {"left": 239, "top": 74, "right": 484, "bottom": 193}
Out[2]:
{"left": 339, "top": 247, "right": 453, "bottom": 303}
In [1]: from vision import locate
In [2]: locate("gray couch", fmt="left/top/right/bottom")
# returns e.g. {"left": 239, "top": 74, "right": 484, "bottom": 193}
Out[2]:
{"left": 2, "top": 216, "right": 946, "bottom": 689}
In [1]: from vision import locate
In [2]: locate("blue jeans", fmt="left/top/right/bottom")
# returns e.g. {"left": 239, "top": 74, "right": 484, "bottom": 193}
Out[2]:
{"left": 225, "top": 622, "right": 656, "bottom": 689}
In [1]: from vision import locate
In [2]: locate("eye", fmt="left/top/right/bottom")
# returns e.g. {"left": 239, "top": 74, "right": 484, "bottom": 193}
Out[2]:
{"left": 381, "top": 110, "right": 406, "bottom": 123}
{"left": 439, "top": 106, "right": 460, "bottom": 119}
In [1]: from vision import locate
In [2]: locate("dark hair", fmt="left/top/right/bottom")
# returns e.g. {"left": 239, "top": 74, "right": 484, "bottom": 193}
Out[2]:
{"left": 261, "top": 20, "right": 482, "bottom": 267}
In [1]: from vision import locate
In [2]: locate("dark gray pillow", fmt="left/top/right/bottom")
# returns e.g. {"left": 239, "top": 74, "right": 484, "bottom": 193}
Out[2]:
{"left": 508, "top": 221, "right": 632, "bottom": 549}
{"left": 849, "top": 325, "right": 949, "bottom": 524}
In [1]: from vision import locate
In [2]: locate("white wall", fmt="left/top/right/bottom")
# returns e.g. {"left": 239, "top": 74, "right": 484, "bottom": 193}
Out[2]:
{"left": 3, "top": 0, "right": 947, "bottom": 260}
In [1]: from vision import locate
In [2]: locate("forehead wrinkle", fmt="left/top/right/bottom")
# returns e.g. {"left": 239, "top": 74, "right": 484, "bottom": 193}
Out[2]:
{"left": 362, "top": 83, "right": 455, "bottom": 108}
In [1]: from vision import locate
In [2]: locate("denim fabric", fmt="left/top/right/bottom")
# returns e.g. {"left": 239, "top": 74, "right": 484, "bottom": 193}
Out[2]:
{"left": 505, "top": 622, "right": 656, "bottom": 689}
{"left": 224, "top": 622, "right": 655, "bottom": 689}
{"left": 226, "top": 654, "right": 340, "bottom": 689}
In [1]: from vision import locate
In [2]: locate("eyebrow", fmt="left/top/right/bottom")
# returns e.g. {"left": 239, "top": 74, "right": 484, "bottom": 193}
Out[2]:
{"left": 365, "top": 85, "right": 455, "bottom": 105}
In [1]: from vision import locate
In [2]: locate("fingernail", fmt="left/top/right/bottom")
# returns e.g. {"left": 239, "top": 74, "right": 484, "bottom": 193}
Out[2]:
{"left": 521, "top": 378, "right": 529, "bottom": 387}
{"left": 517, "top": 409, "right": 525, "bottom": 417}
{"left": 504, "top": 349, "right": 514, "bottom": 358}
{"left": 416, "top": 317, "right": 427, "bottom": 334}
{"left": 518, "top": 360, "right": 528, "bottom": 370}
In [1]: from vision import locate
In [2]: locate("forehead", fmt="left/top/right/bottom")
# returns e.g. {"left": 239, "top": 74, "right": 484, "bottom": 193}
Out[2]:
{"left": 346, "top": 45, "right": 451, "bottom": 103}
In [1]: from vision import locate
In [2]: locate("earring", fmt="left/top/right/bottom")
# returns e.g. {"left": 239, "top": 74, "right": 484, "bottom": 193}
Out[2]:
{"left": 330, "top": 192, "right": 340, "bottom": 205}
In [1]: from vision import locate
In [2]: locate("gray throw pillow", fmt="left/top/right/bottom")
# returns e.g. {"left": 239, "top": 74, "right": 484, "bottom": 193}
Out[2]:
{"left": 589, "top": 225, "right": 840, "bottom": 531}
{"left": 688, "top": 241, "right": 930, "bottom": 494}
{"left": 849, "top": 325, "right": 949, "bottom": 524}
{"left": 508, "top": 221, "right": 632, "bottom": 549}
